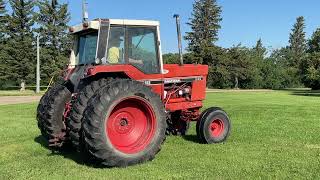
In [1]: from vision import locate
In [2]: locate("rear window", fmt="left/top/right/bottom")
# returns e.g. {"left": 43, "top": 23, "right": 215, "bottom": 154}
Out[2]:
{"left": 78, "top": 31, "right": 98, "bottom": 64}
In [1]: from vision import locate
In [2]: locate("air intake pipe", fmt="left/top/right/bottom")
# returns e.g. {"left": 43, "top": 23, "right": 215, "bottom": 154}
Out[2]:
{"left": 174, "top": 14, "right": 184, "bottom": 66}
{"left": 82, "top": 0, "right": 89, "bottom": 23}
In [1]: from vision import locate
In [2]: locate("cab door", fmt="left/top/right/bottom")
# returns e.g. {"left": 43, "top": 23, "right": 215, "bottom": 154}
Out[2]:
{"left": 125, "top": 25, "right": 164, "bottom": 98}
{"left": 126, "top": 26, "right": 161, "bottom": 74}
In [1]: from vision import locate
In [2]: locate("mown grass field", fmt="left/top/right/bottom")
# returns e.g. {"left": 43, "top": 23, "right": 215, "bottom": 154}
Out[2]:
{"left": 0, "top": 90, "right": 319, "bottom": 179}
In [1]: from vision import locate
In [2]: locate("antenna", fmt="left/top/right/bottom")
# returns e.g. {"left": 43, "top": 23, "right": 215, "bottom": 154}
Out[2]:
{"left": 82, "top": 0, "right": 89, "bottom": 23}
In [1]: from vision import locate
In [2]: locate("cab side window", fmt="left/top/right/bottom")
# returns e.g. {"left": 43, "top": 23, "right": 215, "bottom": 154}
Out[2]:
{"left": 127, "top": 26, "right": 160, "bottom": 74}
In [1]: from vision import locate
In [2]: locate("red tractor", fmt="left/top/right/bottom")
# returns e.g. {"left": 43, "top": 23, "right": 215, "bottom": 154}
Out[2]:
{"left": 37, "top": 16, "right": 231, "bottom": 167}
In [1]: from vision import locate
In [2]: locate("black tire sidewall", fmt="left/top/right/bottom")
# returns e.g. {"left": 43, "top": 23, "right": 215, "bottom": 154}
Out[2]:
{"left": 83, "top": 80, "right": 166, "bottom": 166}
{"left": 37, "top": 83, "right": 71, "bottom": 146}
{"left": 67, "top": 78, "right": 112, "bottom": 150}
{"left": 53, "top": 88, "right": 71, "bottom": 132}
{"left": 197, "top": 107, "right": 222, "bottom": 143}
{"left": 201, "top": 109, "right": 231, "bottom": 144}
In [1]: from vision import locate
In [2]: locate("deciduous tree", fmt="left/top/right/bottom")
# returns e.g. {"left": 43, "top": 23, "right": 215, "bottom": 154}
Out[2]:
{"left": 302, "top": 28, "right": 320, "bottom": 89}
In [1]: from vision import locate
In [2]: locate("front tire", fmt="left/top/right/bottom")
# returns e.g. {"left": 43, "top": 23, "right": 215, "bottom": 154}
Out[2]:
{"left": 196, "top": 107, "right": 231, "bottom": 144}
{"left": 82, "top": 79, "right": 166, "bottom": 167}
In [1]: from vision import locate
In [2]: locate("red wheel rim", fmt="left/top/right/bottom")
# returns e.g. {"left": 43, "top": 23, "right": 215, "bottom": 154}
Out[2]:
{"left": 210, "top": 119, "right": 224, "bottom": 137}
{"left": 106, "top": 96, "right": 156, "bottom": 154}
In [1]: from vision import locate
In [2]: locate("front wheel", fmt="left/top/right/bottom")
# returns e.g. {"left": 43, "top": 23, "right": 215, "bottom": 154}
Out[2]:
{"left": 196, "top": 107, "right": 231, "bottom": 144}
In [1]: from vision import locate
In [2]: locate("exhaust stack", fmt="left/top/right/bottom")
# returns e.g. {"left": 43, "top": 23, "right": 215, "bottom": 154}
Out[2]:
{"left": 174, "top": 14, "right": 184, "bottom": 66}
{"left": 82, "top": 0, "right": 89, "bottom": 23}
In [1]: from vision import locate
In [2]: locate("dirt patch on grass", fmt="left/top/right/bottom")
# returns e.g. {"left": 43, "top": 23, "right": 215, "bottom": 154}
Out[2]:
{"left": 0, "top": 96, "right": 41, "bottom": 105}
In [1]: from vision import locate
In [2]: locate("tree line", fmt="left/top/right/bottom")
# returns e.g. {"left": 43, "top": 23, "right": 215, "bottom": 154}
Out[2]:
{"left": 0, "top": 0, "right": 70, "bottom": 89}
{"left": 1, "top": 0, "right": 319, "bottom": 90}
{"left": 164, "top": 0, "right": 320, "bottom": 90}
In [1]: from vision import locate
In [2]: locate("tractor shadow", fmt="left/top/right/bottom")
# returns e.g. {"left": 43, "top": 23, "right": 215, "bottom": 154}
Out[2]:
{"left": 182, "top": 134, "right": 200, "bottom": 143}
{"left": 34, "top": 135, "right": 86, "bottom": 165}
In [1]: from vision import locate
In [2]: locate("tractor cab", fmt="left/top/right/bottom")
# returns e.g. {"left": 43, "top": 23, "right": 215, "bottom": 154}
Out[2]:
{"left": 66, "top": 18, "right": 209, "bottom": 107}
{"left": 69, "top": 19, "right": 163, "bottom": 75}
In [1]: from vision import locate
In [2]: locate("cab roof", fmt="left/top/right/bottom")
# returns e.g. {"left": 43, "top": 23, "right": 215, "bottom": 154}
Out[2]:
{"left": 70, "top": 18, "right": 160, "bottom": 34}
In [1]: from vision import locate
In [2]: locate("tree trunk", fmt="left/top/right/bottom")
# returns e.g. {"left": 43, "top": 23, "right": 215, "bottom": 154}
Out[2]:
{"left": 234, "top": 76, "right": 239, "bottom": 89}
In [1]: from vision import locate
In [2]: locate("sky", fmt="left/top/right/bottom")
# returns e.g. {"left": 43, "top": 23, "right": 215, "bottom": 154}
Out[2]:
{"left": 62, "top": 0, "right": 320, "bottom": 53}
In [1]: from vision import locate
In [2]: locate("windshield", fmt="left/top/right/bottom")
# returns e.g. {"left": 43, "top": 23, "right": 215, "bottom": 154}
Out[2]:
{"left": 77, "top": 31, "right": 98, "bottom": 64}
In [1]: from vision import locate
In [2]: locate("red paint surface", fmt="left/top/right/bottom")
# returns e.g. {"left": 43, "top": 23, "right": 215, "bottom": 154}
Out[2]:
{"left": 210, "top": 119, "right": 224, "bottom": 137}
{"left": 66, "top": 64, "right": 208, "bottom": 112}
{"left": 106, "top": 97, "right": 156, "bottom": 154}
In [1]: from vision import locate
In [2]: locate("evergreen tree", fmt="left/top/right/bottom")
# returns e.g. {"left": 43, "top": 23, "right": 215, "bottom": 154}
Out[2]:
{"left": 0, "top": 0, "right": 5, "bottom": 16}
{"left": 185, "top": 0, "right": 222, "bottom": 64}
{"left": 37, "top": 0, "right": 71, "bottom": 84}
{"left": 5, "top": 0, "right": 35, "bottom": 86}
{"left": 288, "top": 16, "right": 307, "bottom": 68}
{"left": 0, "top": 0, "right": 7, "bottom": 45}
{"left": 0, "top": 0, "right": 8, "bottom": 44}
{"left": 0, "top": 0, "right": 7, "bottom": 88}
{"left": 307, "top": 28, "right": 320, "bottom": 53}
{"left": 254, "top": 38, "right": 266, "bottom": 59}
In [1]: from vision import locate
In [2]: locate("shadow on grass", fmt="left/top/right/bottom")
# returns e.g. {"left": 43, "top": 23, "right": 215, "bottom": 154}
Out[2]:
{"left": 182, "top": 134, "right": 200, "bottom": 144}
{"left": 286, "top": 89, "right": 320, "bottom": 97}
{"left": 35, "top": 134, "right": 202, "bottom": 167}
{"left": 34, "top": 135, "right": 147, "bottom": 169}
{"left": 34, "top": 135, "right": 86, "bottom": 165}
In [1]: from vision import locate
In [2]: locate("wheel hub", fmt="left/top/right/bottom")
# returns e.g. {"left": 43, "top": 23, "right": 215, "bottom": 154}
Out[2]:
{"left": 210, "top": 119, "right": 224, "bottom": 137}
{"left": 113, "top": 112, "right": 134, "bottom": 134}
{"left": 120, "top": 118, "right": 128, "bottom": 126}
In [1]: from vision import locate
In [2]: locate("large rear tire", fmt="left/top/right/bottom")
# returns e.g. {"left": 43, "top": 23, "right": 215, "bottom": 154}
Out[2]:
{"left": 36, "top": 83, "right": 72, "bottom": 148}
{"left": 82, "top": 79, "right": 166, "bottom": 167}
{"left": 67, "top": 78, "right": 112, "bottom": 150}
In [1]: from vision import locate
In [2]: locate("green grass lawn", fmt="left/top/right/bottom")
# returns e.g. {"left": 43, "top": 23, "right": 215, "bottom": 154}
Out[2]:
{"left": 0, "top": 90, "right": 44, "bottom": 96}
{"left": 0, "top": 90, "right": 320, "bottom": 179}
